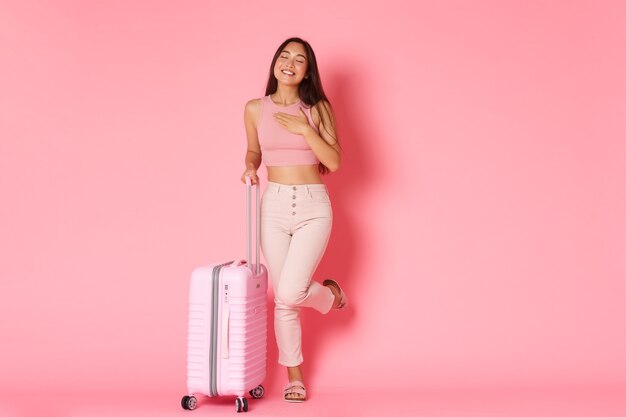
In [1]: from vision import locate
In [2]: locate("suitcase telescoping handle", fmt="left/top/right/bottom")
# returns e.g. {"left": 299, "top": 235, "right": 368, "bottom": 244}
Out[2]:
{"left": 245, "top": 176, "right": 261, "bottom": 273}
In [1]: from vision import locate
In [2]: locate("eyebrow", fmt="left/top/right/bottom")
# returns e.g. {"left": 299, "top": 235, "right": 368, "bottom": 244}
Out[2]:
{"left": 280, "top": 50, "right": 307, "bottom": 60}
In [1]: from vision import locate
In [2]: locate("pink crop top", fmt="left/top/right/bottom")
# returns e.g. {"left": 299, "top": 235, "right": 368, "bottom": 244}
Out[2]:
{"left": 257, "top": 95, "right": 320, "bottom": 166}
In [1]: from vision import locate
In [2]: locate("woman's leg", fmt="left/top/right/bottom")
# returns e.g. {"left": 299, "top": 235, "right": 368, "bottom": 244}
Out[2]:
{"left": 261, "top": 183, "right": 336, "bottom": 401}
{"left": 260, "top": 187, "right": 297, "bottom": 366}
{"left": 266, "top": 217, "right": 335, "bottom": 368}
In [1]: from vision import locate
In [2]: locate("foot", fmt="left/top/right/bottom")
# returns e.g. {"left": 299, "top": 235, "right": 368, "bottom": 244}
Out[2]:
{"left": 284, "top": 366, "right": 305, "bottom": 402}
{"left": 323, "top": 279, "right": 348, "bottom": 309}
{"left": 283, "top": 381, "right": 306, "bottom": 403}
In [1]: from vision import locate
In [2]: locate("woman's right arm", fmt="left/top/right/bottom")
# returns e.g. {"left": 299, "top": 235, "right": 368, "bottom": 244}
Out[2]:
{"left": 241, "top": 99, "right": 262, "bottom": 184}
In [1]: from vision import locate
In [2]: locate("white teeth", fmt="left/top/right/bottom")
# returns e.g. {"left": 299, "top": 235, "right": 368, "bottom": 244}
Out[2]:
{"left": 282, "top": 70, "right": 294, "bottom": 75}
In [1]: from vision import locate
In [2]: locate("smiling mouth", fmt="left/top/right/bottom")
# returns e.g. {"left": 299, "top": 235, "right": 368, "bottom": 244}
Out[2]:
{"left": 281, "top": 69, "right": 295, "bottom": 76}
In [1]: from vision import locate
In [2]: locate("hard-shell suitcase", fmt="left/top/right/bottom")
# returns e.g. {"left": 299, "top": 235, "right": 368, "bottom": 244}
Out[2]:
{"left": 181, "top": 178, "right": 268, "bottom": 413}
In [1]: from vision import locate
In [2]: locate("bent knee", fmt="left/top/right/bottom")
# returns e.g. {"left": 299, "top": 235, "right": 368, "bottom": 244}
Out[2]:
{"left": 276, "top": 287, "right": 307, "bottom": 308}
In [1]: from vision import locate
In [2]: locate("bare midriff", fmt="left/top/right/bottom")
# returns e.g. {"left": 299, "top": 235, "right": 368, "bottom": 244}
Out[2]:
{"left": 267, "top": 164, "right": 323, "bottom": 185}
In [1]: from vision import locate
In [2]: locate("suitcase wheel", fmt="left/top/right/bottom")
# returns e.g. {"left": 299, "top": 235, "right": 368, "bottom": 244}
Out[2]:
{"left": 249, "top": 385, "right": 265, "bottom": 399}
{"left": 181, "top": 395, "right": 197, "bottom": 410}
{"left": 236, "top": 397, "right": 248, "bottom": 413}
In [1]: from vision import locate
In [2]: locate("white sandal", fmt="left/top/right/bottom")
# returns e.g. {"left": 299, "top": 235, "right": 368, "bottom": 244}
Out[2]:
{"left": 283, "top": 381, "right": 306, "bottom": 403}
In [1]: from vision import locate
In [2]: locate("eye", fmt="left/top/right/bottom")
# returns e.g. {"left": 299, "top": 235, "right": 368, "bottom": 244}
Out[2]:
{"left": 296, "top": 59, "right": 305, "bottom": 64}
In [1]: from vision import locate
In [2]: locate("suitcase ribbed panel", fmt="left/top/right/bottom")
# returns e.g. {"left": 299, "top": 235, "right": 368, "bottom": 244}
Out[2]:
{"left": 186, "top": 263, "right": 224, "bottom": 396}
{"left": 187, "top": 301, "right": 209, "bottom": 391}
{"left": 219, "top": 290, "right": 267, "bottom": 395}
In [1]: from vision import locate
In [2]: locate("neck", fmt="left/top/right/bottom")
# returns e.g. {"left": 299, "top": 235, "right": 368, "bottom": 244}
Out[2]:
{"left": 273, "top": 86, "right": 300, "bottom": 105}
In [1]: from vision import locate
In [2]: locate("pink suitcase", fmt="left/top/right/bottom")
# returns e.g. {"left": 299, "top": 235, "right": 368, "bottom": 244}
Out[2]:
{"left": 181, "top": 179, "right": 268, "bottom": 413}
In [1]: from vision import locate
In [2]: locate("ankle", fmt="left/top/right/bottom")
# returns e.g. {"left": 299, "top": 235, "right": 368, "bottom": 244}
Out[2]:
{"left": 287, "top": 365, "right": 303, "bottom": 383}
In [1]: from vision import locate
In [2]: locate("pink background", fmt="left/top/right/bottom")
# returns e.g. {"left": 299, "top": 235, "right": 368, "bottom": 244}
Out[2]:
{"left": 1, "top": 0, "right": 625, "bottom": 413}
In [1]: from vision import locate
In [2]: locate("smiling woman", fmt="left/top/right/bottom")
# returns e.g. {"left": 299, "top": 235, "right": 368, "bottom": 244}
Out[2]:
{"left": 240, "top": 37, "right": 347, "bottom": 403}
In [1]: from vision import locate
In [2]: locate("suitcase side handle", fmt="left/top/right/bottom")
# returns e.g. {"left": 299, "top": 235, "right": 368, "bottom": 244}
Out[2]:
{"left": 221, "top": 306, "right": 230, "bottom": 359}
{"left": 245, "top": 176, "right": 260, "bottom": 273}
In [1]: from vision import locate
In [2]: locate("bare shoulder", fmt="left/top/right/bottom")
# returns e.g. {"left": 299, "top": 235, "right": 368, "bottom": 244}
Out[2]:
{"left": 315, "top": 99, "right": 333, "bottom": 109}
{"left": 313, "top": 100, "right": 335, "bottom": 123}
{"left": 314, "top": 99, "right": 335, "bottom": 115}
{"left": 245, "top": 98, "right": 262, "bottom": 114}
{"left": 244, "top": 98, "right": 262, "bottom": 126}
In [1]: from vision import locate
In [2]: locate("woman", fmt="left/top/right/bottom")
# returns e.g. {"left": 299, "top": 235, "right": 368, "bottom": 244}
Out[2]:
{"left": 240, "top": 37, "right": 348, "bottom": 403}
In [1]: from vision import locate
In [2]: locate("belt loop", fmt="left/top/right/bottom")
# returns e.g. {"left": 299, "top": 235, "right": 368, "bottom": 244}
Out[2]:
{"left": 276, "top": 183, "right": 281, "bottom": 193}
{"left": 306, "top": 184, "right": 312, "bottom": 199}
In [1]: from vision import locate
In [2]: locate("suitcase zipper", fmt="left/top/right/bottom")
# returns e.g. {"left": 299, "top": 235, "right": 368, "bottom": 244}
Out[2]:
{"left": 209, "top": 261, "right": 233, "bottom": 397}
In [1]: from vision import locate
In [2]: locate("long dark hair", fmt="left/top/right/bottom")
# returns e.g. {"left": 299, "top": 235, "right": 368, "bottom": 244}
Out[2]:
{"left": 265, "top": 38, "right": 337, "bottom": 174}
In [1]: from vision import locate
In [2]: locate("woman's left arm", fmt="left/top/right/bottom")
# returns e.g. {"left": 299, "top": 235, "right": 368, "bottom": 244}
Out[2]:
{"left": 273, "top": 101, "right": 341, "bottom": 172}
{"left": 304, "top": 101, "right": 340, "bottom": 172}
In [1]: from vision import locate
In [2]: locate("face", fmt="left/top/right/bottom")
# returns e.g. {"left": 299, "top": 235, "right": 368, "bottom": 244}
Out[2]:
{"left": 273, "top": 42, "right": 309, "bottom": 86}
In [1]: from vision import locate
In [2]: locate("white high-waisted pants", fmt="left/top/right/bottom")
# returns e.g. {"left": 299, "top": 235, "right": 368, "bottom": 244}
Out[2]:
{"left": 260, "top": 181, "right": 335, "bottom": 367}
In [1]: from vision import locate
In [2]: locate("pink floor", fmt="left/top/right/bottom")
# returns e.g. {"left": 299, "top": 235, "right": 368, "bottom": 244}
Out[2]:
{"left": 2, "top": 386, "right": 625, "bottom": 417}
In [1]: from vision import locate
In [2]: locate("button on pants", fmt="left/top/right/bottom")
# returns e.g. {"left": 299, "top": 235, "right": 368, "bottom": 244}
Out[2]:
{"left": 261, "top": 181, "right": 335, "bottom": 367}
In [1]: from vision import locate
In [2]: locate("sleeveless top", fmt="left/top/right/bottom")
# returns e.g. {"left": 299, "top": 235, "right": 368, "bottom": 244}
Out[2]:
{"left": 257, "top": 95, "right": 320, "bottom": 167}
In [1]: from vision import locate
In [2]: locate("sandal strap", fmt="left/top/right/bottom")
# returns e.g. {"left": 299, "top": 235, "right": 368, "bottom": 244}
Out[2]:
{"left": 283, "top": 381, "right": 306, "bottom": 395}
{"left": 284, "top": 381, "right": 306, "bottom": 390}
{"left": 284, "top": 386, "right": 306, "bottom": 396}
